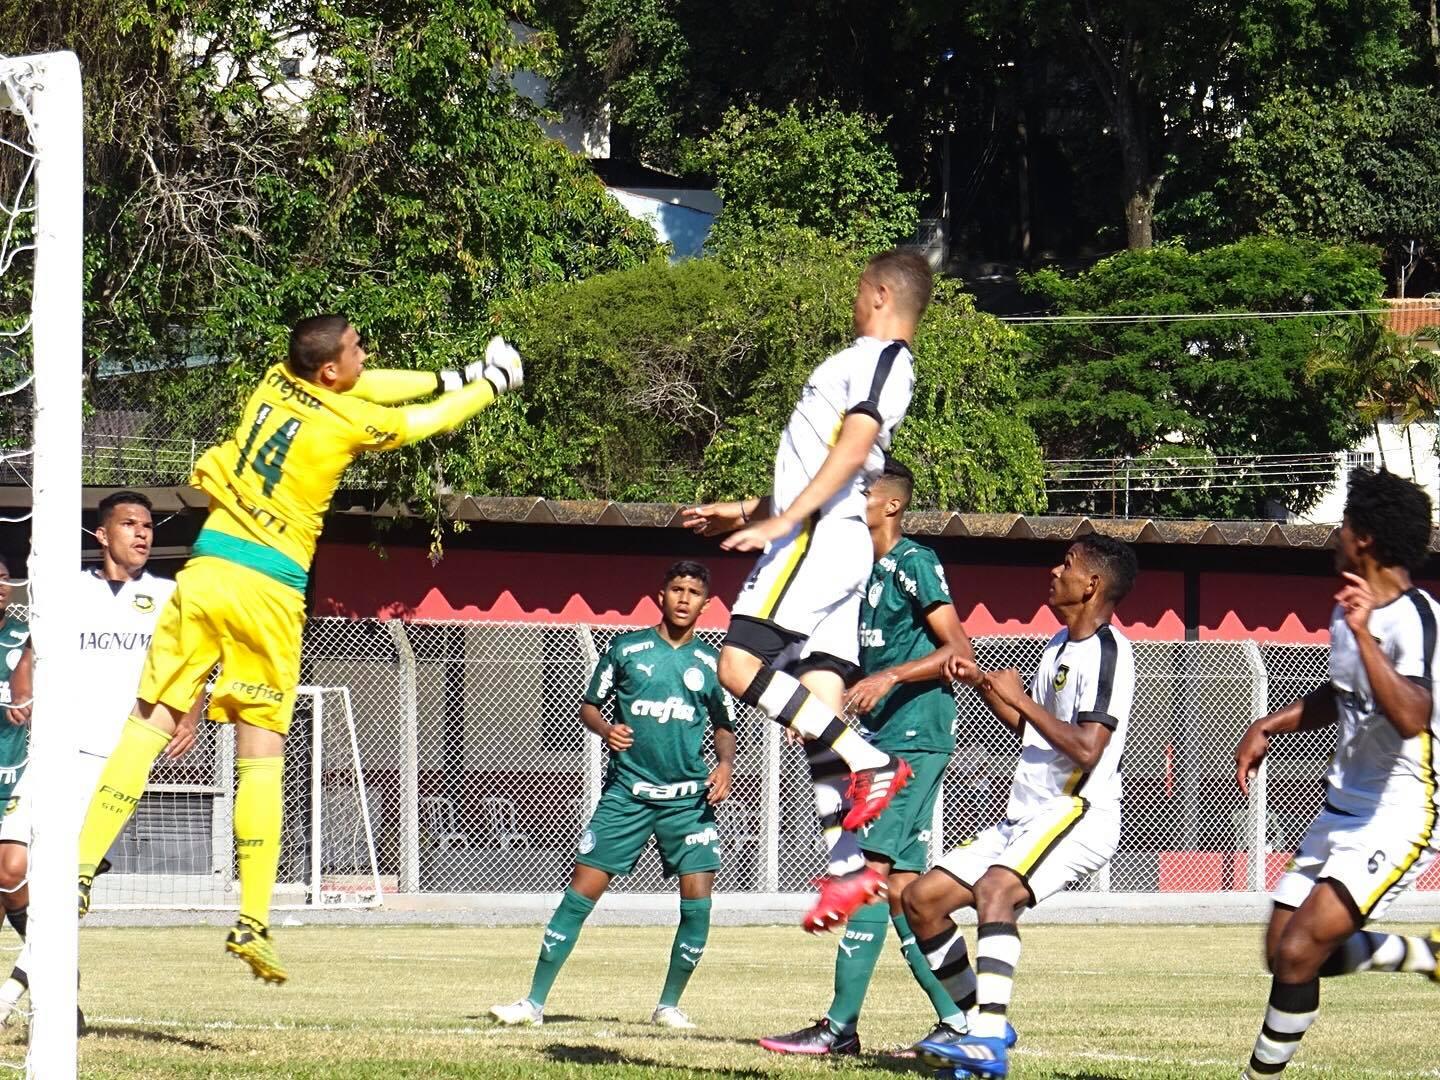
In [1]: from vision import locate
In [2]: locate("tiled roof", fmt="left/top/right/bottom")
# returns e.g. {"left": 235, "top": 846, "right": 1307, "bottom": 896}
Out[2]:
{"left": 1384, "top": 298, "right": 1440, "bottom": 338}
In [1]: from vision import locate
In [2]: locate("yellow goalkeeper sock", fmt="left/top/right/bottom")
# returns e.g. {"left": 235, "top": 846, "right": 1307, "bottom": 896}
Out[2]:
{"left": 235, "top": 756, "right": 284, "bottom": 931}
{"left": 78, "top": 716, "right": 171, "bottom": 878}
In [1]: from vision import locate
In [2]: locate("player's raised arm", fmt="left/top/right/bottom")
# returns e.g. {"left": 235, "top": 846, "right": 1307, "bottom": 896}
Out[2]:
{"left": 349, "top": 368, "right": 449, "bottom": 404}
{"left": 722, "top": 413, "right": 881, "bottom": 552}
{"left": 367, "top": 336, "right": 524, "bottom": 447}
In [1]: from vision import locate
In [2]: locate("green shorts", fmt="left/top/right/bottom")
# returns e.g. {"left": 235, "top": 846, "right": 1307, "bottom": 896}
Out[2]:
{"left": 576, "top": 786, "right": 722, "bottom": 878}
{"left": 856, "top": 749, "right": 948, "bottom": 873}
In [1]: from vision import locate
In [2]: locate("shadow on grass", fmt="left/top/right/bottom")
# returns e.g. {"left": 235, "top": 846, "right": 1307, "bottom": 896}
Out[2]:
{"left": 1050, "top": 1072, "right": 1132, "bottom": 1080}
{"left": 543, "top": 1044, "right": 773, "bottom": 1077}
{"left": 84, "top": 1025, "right": 224, "bottom": 1052}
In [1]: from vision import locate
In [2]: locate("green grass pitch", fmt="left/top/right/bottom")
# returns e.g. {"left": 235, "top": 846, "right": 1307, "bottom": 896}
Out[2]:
{"left": 10, "top": 923, "right": 1436, "bottom": 1078}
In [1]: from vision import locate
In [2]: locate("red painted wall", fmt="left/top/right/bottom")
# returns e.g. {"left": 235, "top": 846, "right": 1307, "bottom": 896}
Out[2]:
{"left": 314, "top": 542, "right": 1188, "bottom": 639}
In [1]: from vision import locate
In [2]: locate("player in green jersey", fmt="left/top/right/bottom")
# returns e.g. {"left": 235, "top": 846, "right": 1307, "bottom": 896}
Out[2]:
{"left": 490, "top": 561, "right": 736, "bottom": 1030}
{"left": 761, "top": 457, "right": 978, "bottom": 1056}
{"left": 0, "top": 554, "right": 32, "bottom": 954}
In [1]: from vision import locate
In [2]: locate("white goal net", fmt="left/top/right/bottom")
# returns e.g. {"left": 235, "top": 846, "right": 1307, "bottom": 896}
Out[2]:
{"left": 0, "top": 50, "right": 84, "bottom": 1080}
{"left": 90, "top": 685, "right": 383, "bottom": 911}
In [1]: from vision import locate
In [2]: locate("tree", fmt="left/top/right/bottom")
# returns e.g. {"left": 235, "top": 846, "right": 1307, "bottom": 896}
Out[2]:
{"left": 478, "top": 225, "right": 1045, "bottom": 511}
{"left": 688, "top": 104, "right": 920, "bottom": 252}
{"left": 1, "top": 1, "right": 659, "bottom": 501}
{"left": 1021, "top": 237, "right": 1383, "bottom": 517}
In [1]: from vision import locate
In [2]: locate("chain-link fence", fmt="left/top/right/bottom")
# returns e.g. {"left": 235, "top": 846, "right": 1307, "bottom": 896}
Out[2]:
{"left": 77, "top": 618, "right": 1440, "bottom": 908}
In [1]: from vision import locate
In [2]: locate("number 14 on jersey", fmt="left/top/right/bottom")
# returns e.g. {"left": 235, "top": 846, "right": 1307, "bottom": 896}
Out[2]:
{"left": 235, "top": 404, "right": 303, "bottom": 496}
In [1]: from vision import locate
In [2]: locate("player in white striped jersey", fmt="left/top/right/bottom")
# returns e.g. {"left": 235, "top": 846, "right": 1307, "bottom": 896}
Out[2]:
{"left": 684, "top": 250, "right": 931, "bottom": 932}
{"left": 1235, "top": 469, "right": 1440, "bottom": 1080}
{"left": 903, "top": 534, "right": 1138, "bottom": 1078}
{"left": 0, "top": 491, "right": 199, "bottom": 1026}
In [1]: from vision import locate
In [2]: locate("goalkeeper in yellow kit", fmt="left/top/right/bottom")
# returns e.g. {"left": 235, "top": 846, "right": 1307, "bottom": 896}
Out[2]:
{"left": 76, "top": 315, "right": 523, "bottom": 983}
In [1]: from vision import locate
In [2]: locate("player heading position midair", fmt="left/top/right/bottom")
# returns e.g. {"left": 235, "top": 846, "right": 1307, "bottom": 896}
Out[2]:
{"left": 75, "top": 317, "right": 523, "bottom": 983}
{"left": 685, "top": 250, "right": 932, "bottom": 931}
{"left": 1235, "top": 469, "right": 1440, "bottom": 1080}
{"left": 760, "top": 457, "right": 977, "bottom": 1055}
{"left": 907, "top": 533, "right": 1137, "bottom": 1079}
{"left": 490, "top": 561, "right": 735, "bottom": 1029}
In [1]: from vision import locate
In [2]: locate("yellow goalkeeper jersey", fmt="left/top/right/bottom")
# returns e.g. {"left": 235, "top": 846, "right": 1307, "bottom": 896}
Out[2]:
{"left": 191, "top": 363, "right": 420, "bottom": 583}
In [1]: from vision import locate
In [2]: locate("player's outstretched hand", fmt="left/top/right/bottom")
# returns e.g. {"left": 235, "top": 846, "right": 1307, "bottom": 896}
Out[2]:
{"left": 721, "top": 515, "right": 792, "bottom": 552}
{"left": 845, "top": 672, "right": 899, "bottom": 716}
{"left": 945, "top": 653, "right": 984, "bottom": 686}
{"left": 1234, "top": 721, "right": 1270, "bottom": 796}
{"left": 463, "top": 336, "right": 524, "bottom": 396}
{"left": 706, "top": 760, "right": 733, "bottom": 804}
{"left": 605, "top": 722, "right": 634, "bottom": 752}
{"left": 683, "top": 502, "right": 744, "bottom": 537}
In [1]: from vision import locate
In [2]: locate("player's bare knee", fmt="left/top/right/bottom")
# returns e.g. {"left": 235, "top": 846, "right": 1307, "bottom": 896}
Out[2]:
{"left": 901, "top": 870, "right": 950, "bottom": 932}
{"left": 973, "top": 868, "right": 1026, "bottom": 922}
{"left": 0, "top": 846, "right": 27, "bottom": 892}
{"left": 718, "top": 647, "right": 761, "bottom": 698}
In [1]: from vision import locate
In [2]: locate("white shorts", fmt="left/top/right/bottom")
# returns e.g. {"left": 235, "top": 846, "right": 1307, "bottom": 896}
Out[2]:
{"left": 0, "top": 750, "right": 108, "bottom": 847}
{"left": 730, "top": 513, "right": 869, "bottom": 665}
{"left": 935, "top": 797, "right": 1119, "bottom": 907}
{"left": 1273, "top": 804, "right": 1438, "bottom": 922}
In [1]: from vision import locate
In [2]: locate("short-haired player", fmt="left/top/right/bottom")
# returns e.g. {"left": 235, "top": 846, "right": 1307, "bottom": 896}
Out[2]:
{"left": 759, "top": 457, "right": 979, "bottom": 1055}
{"left": 906, "top": 533, "right": 1139, "bottom": 1078}
{"left": 685, "top": 250, "right": 934, "bottom": 932}
{"left": 1234, "top": 469, "right": 1440, "bottom": 1079}
{"left": 490, "top": 561, "right": 736, "bottom": 1029}
{"left": 0, "top": 493, "right": 201, "bottom": 1024}
{"left": 75, "top": 318, "right": 523, "bottom": 983}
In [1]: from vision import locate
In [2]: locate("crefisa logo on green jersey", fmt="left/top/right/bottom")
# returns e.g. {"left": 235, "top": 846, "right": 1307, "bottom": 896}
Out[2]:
{"left": 629, "top": 697, "right": 696, "bottom": 723}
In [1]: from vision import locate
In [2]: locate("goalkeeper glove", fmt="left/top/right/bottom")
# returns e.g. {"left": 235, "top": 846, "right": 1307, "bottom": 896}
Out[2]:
{"left": 438, "top": 336, "right": 525, "bottom": 396}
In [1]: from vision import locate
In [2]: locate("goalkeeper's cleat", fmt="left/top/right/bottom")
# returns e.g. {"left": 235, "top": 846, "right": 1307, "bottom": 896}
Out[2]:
{"left": 0, "top": 973, "right": 26, "bottom": 1029}
{"left": 802, "top": 868, "right": 887, "bottom": 934}
{"left": 651, "top": 1005, "right": 697, "bottom": 1030}
{"left": 489, "top": 998, "right": 544, "bottom": 1026}
{"left": 1426, "top": 928, "right": 1440, "bottom": 982}
{"left": 77, "top": 876, "right": 93, "bottom": 919}
{"left": 225, "top": 920, "right": 288, "bottom": 985}
{"left": 841, "top": 755, "right": 912, "bottom": 831}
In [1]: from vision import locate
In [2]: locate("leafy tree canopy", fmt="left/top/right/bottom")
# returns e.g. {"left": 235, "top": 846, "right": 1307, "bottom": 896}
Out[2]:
{"left": 1021, "top": 237, "right": 1384, "bottom": 517}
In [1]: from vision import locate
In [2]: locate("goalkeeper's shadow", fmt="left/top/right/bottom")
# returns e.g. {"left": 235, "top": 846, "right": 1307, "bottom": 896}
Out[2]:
{"left": 82, "top": 1023, "right": 225, "bottom": 1052}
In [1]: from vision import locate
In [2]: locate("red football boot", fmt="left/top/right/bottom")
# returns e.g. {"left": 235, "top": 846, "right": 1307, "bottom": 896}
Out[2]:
{"left": 801, "top": 867, "right": 887, "bottom": 933}
{"left": 841, "top": 755, "right": 913, "bottom": 831}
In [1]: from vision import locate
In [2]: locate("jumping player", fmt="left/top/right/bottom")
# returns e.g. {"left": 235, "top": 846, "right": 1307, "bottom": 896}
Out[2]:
{"left": 75, "top": 316, "right": 523, "bottom": 983}
{"left": 685, "top": 249, "right": 933, "bottom": 931}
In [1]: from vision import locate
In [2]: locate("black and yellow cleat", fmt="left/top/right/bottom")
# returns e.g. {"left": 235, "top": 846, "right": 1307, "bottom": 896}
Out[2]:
{"left": 1427, "top": 928, "right": 1440, "bottom": 983}
{"left": 77, "top": 876, "right": 93, "bottom": 919}
{"left": 224, "top": 919, "right": 288, "bottom": 985}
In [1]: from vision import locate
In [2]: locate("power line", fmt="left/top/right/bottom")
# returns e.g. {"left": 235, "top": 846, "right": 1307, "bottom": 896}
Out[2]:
{"left": 998, "top": 307, "right": 1401, "bottom": 325}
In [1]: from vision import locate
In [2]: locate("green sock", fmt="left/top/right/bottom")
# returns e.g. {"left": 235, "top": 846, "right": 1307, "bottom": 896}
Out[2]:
{"left": 825, "top": 900, "right": 890, "bottom": 1033}
{"left": 893, "top": 910, "right": 964, "bottom": 1025}
{"left": 526, "top": 888, "right": 596, "bottom": 1007}
{"left": 658, "top": 897, "right": 712, "bottom": 1008}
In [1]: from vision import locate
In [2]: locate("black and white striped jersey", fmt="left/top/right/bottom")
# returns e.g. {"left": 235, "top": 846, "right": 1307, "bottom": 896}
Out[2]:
{"left": 1007, "top": 623, "right": 1135, "bottom": 820}
{"left": 1326, "top": 587, "right": 1440, "bottom": 816}
{"left": 772, "top": 336, "right": 914, "bottom": 521}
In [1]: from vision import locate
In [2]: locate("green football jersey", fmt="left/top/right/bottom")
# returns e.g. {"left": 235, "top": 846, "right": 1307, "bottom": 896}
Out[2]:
{"left": 0, "top": 614, "right": 31, "bottom": 803}
{"left": 583, "top": 627, "right": 734, "bottom": 803}
{"left": 857, "top": 538, "right": 957, "bottom": 753}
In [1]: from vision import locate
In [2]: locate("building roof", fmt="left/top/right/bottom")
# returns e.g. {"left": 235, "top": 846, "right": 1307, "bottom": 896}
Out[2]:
{"left": 19, "top": 487, "right": 1438, "bottom": 552}
{"left": 1385, "top": 298, "right": 1440, "bottom": 338}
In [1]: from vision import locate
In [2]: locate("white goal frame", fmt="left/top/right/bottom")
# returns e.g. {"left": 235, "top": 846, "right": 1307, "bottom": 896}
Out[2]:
{"left": 3, "top": 50, "right": 84, "bottom": 1080}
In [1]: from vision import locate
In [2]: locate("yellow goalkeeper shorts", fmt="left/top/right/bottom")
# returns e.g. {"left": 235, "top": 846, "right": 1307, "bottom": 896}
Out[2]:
{"left": 138, "top": 554, "right": 305, "bottom": 735}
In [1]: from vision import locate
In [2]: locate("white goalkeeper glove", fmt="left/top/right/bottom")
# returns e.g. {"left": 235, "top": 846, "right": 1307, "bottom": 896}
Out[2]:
{"left": 437, "top": 336, "right": 525, "bottom": 396}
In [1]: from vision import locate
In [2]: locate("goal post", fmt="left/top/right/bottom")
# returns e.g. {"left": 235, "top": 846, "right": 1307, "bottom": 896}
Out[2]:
{"left": 5, "top": 49, "right": 84, "bottom": 1080}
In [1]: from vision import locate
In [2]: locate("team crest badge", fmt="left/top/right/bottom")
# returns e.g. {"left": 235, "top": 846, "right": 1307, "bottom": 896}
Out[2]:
{"left": 683, "top": 667, "right": 705, "bottom": 692}
{"left": 1053, "top": 665, "right": 1069, "bottom": 690}
{"left": 577, "top": 829, "right": 596, "bottom": 855}
{"left": 867, "top": 581, "right": 883, "bottom": 608}
{"left": 132, "top": 594, "right": 155, "bottom": 613}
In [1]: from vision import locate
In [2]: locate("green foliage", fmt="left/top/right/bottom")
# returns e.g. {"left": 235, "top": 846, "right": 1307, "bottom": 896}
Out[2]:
{"left": 4, "top": 0, "right": 659, "bottom": 500}
{"left": 688, "top": 104, "right": 920, "bottom": 252}
{"left": 1021, "top": 236, "right": 1384, "bottom": 517}
{"left": 472, "top": 226, "right": 1043, "bottom": 511}
{"left": 1229, "top": 83, "right": 1440, "bottom": 268}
